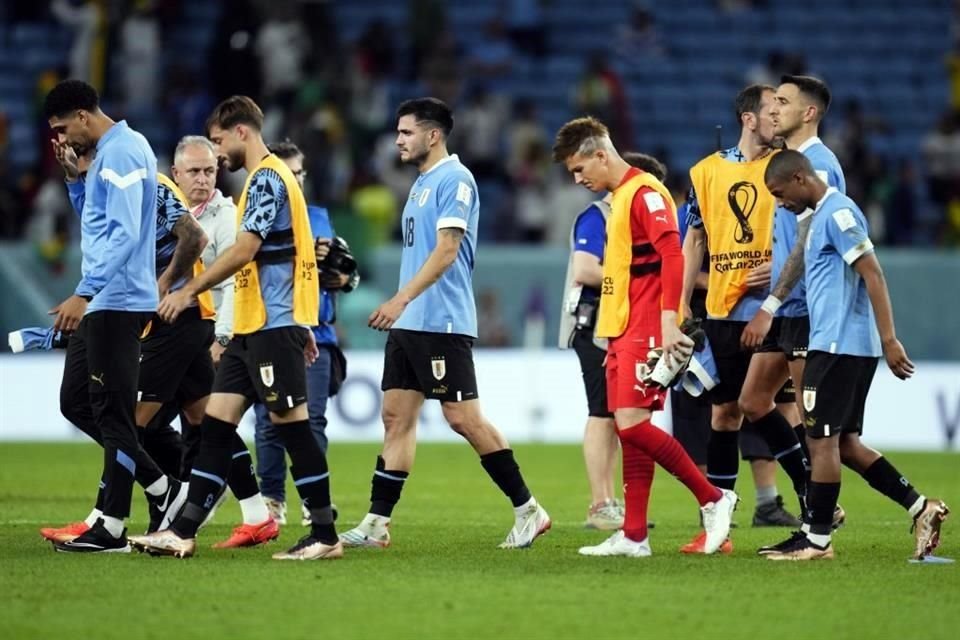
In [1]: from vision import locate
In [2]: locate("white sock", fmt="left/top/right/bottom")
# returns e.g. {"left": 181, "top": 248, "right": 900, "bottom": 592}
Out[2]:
{"left": 908, "top": 495, "right": 927, "bottom": 519}
{"left": 100, "top": 515, "right": 124, "bottom": 537}
{"left": 84, "top": 508, "right": 102, "bottom": 527}
{"left": 755, "top": 485, "right": 778, "bottom": 507}
{"left": 239, "top": 494, "right": 270, "bottom": 525}
{"left": 513, "top": 497, "right": 536, "bottom": 522}
{"left": 361, "top": 512, "right": 390, "bottom": 531}
{"left": 806, "top": 531, "right": 831, "bottom": 548}
{"left": 144, "top": 476, "right": 169, "bottom": 497}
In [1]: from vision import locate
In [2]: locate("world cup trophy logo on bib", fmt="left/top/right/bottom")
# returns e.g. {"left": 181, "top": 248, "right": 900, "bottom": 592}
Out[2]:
{"left": 727, "top": 181, "right": 758, "bottom": 244}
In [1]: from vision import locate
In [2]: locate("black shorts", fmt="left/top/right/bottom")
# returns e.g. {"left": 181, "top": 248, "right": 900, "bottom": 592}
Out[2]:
{"left": 671, "top": 388, "right": 710, "bottom": 465}
{"left": 572, "top": 329, "right": 611, "bottom": 418}
{"left": 756, "top": 316, "right": 809, "bottom": 362}
{"left": 776, "top": 378, "right": 796, "bottom": 404}
{"left": 381, "top": 329, "right": 478, "bottom": 402}
{"left": 802, "top": 350, "right": 878, "bottom": 439}
{"left": 138, "top": 307, "right": 215, "bottom": 404}
{"left": 214, "top": 326, "right": 309, "bottom": 412}
{"left": 703, "top": 319, "right": 752, "bottom": 405}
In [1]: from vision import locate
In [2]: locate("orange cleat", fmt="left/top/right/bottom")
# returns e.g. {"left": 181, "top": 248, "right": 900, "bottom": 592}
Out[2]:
{"left": 680, "top": 530, "right": 733, "bottom": 555}
{"left": 40, "top": 522, "right": 90, "bottom": 544}
{"left": 212, "top": 518, "right": 280, "bottom": 549}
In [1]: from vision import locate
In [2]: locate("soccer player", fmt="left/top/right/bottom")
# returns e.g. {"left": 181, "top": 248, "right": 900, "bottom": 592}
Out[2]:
{"left": 554, "top": 116, "right": 737, "bottom": 558}
{"left": 679, "top": 85, "right": 807, "bottom": 553}
{"left": 759, "top": 150, "right": 949, "bottom": 560}
{"left": 740, "top": 78, "right": 846, "bottom": 525}
{"left": 42, "top": 79, "right": 172, "bottom": 553}
{"left": 130, "top": 96, "right": 340, "bottom": 560}
{"left": 339, "top": 97, "right": 551, "bottom": 550}
{"left": 560, "top": 152, "right": 666, "bottom": 530}
{"left": 253, "top": 139, "right": 358, "bottom": 527}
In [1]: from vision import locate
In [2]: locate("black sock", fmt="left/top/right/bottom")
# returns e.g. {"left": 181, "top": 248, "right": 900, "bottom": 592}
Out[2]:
{"left": 143, "top": 423, "right": 184, "bottom": 479}
{"left": 170, "top": 416, "right": 235, "bottom": 539}
{"left": 370, "top": 455, "right": 409, "bottom": 517}
{"left": 180, "top": 419, "right": 203, "bottom": 480}
{"left": 861, "top": 457, "right": 921, "bottom": 512}
{"left": 276, "top": 419, "right": 336, "bottom": 545}
{"left": 226, "top": 432, "right": 259, "bottom": 501}
{"left": 806, "top": 480, "right": 840, "bottom": 536}
{"left": 706, "top": 430, "right": 740, "bottom": 490}
{"left": 480, "top": 449, "right": 532, "bottom": 507}
{"left": 793, "top": 424, "right": 811, "bottom": 471}
{"left": 754, "top": 409, "right": 808, "bottom": 505}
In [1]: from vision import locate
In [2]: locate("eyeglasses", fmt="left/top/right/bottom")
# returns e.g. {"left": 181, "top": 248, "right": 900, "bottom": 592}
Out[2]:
{"left": 292, "top": 169, "right": 308, "bottom": 178}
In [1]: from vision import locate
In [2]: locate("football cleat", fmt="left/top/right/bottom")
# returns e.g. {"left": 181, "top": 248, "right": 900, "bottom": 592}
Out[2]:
{"left": 272, "top": 535, "right": 343, "bottom": 560}
{"left": 765, "top": 534, "right": 834, "bottom": 561}
{"left": 757, "top": 530, "right": 806, "bottom": 556}
{"left": 339, "top": 516, "right": 391, "bottom": 548}
{"left": 701, "top": 489, "right": 738, "bottom": 554}
{"left": 40, "top": 521, "right": 90, "bottom": 544}
{"left": 578, "top": 530, "right": 651, "bottom": 557}
{"left": 752, "top": 496, "right": 803, "bottom": 527}
{"left": 264, "top": 497, "right": 287, "bottom": 526}
{"left": 300, "top": 502, "right": 339, "bottom": 527}
{"left": 912, "top": 498, "right": 949, "bottom": 559}
{"left": 832, "top": 503, "right": 846, "bottom": 530}
{"left": 128, "top": 529, "right": 196, "bottom": 558}
{"left": 54, "top": 519, "right": 130, "bottom": 554}
{"left": 585, "top": 500, "right": 625, "bottom": 531}
{"left": 498, "top": 501, "right": 551, "bottom": 549}
{"left": 212, "top": 518, "right": 280, "bottom": 549}
{"left": 680, "top": 530, "right": 733, "bottom": 555}
{"left": 146, "top": 479, "right": 189, "bottom": 534}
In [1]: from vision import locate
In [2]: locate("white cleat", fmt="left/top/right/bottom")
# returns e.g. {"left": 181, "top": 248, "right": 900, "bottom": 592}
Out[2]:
{"left": 499, "top": 501, "right": 551, "bottom": 549}
{"left": 339, "top": 515, "right": 391, "bottom": 548}
{"left": 263, "top": 497, "right": 287, "bottom": 526}
{"left": 578, "top": 530, "right": 651, "bottom": 557}
{"left": 701, "top": 489, "right": 738, "bottom": 555}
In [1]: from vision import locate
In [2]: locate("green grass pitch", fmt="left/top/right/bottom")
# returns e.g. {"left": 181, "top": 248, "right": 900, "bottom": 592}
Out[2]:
{"left": 1, "top": 442, "right": 957, "bottom": 639}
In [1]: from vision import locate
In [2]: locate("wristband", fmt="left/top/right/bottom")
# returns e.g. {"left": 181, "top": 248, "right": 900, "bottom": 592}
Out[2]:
{"left": 761, "top": 295, "right": 782, "bottom": 316}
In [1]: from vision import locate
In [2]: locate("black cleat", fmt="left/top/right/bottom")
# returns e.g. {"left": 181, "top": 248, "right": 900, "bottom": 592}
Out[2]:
{"left": 753, "top": 496, "right": 803, "bottom": 527}
{"left": 54, "top": 519, "right": 131, "bottom": 554}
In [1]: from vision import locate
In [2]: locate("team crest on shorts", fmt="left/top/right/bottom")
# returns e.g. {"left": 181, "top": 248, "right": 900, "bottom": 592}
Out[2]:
{"left": 431, "top": 356, "right": 446, "bottom": 381}
{"left": 803, "top": 387, "right": 817, "bottom": 412}
{"left": 635, "top": 360, "right": 650, "bottom": 383}
{"left": 260, "top": 363, "right": 275, "bottom": 388}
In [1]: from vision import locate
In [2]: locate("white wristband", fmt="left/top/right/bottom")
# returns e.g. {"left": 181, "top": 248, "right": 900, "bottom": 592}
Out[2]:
{"left": 761, "top": 295, "right": 782, "bottom": 316}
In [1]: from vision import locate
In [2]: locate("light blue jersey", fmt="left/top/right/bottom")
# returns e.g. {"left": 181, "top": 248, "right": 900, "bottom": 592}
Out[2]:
{"left": 66, "top": 120, "right": 158, "bottom": 313}
{"left": 772, "top": 137, "right": 846, "bottom": 317}
{"left": 804, "top": 188, "right": 881, "bottom": 357}
{"left": 154, "top": 181, "right": 189, "bottom": 293}
{"left": 239, "top": 168, "right": 295, "bottom": 330}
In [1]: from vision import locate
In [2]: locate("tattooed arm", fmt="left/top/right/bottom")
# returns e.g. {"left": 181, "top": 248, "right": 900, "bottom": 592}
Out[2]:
{"left": 158, "top": 214, "right": 209, "bottom": 297}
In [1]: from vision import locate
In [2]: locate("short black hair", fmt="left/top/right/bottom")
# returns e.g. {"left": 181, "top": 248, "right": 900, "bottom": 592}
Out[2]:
{"left": 268, "top": 139, "right": 303, "bottom": 160}
{"left": 735, "top": 84, "right": 775, "bottom": 124}
{"left": 780, "top": 74, "right": 832, "bottom": 120}
{"left": 206, "top": 95, "right": 264, "bottom": 134}
{"left": 764, "top": 149, "right": 814, "bottom": 184}
{"left": 43, "top": 80, "right": 99, "bottom": 119}
{"left": 623, "top": 151, "right": 668, "bottom": 182}
{"left": 396, "top": 97, "right": 454, "bottom": 137}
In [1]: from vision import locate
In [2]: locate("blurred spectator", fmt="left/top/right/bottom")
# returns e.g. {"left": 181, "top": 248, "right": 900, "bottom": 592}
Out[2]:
{"left": 948, "top": 39, "right": 960, "bottom": 110}
{"left": 355, "top": 19, "right": 396, "bottom": 77}
{"left": 615, "top": 6, "right": 668, "bottom": 60}
{"left": 455, "top": 87, "right": 508, "bottom": 182}
{"left": 51, "top": 0, "right": 102, "bottom": 87}
{"left": 165, "top": 68, "right": 215, "bottom": 140}
{"left": 745, "top": 50, "right": 806, "bottom": 87}
{"left": 506, "top": 99, "right": 548, "bottom": 178}
{"left": 884, "top": 159, "right": 918, "bottom": 246}
{"left": 477, "top": 289, "right": 512, "bottom": 347}
{"left": 420, "top": 30, "right": 463, "bottom": 105}
{"left": 408, "top": 0, "right": 447, "bottom": 79}
{"left": 921, "top": 110, "right": 960, "bottom": 209}
{"left": 120, "top": 0, "right": 161, "bottom": 110}
{"left": 504, "top": 0, "right": 547, "bottom": 58}
{"left": 26, "top": 175, "right": 73, "bottom": 274}
{"left": 573, "top": 52, "right": 633, "bottom": 147}
{"left": 466, "top": 18, "right": 517, "bottom": 89}
{"left": 210, "top": 0, "right": 261, "bottom": 99}
{"left": 512, "top": 139, "right": 552, "bottom": 243}
{"left": 255, "top": 1, "right": 310, "bottom": 113}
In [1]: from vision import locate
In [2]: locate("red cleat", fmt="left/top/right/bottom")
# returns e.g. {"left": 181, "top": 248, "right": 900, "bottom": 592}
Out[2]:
{"left": 40, "top": 522, "right": 90, "bottom": 543}
{"left": 680, "top": 530, "right": 733, "bottom": 554}
{"left": 212, "top": 518, "right": 280, "bottom": 549}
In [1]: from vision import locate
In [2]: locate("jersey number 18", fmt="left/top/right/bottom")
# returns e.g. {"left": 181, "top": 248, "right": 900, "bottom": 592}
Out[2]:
{"left": 403, "top": 217, "right": 415, "bottom": 247}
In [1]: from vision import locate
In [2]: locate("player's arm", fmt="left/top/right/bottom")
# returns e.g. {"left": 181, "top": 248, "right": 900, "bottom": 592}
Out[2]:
{"left": 680, "top": 187, "right": 707, "bottom": 319}
{"left": 572, "top": 252, "right": 603, "bottom": 287}
{"left": 571, "top": 208, "right": 605, "bottom": 287}
{"left": 157, "top": 194, "right": 208, "bottom": 297}
{"left": 368, "top": 226, "right": 463, "bottom": 331}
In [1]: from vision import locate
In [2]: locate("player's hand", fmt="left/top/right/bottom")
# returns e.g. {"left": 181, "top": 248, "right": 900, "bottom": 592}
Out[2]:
{"left": 210, "top": 340, "right": 226, "bottom": 366}
{"left": 368, "top": 295, "right": 408, "bottom": 331}
{"left": 745, "top": 261, "right": 772, "bottom": 289}
{"left": 882, "top": 338, "right": 915, "bottom": 380}
{"left": 315, "top": 238, "right": 331, "bottom": 263}
{"left": 157, "top": 274, "right": 172, "bottom": 300}
{"left": 661, "top": 314, "right": 694, "bottom": 367}
{"left": 51, "top": 139, "right": 80, "bottom": 182}
{"left": 49, "top": 295, "right": 88, "bottom": 333}
{"left": 157, "top": 289, "right": 193, "bottom": 324}
{"left": 303, "top": 329, "right": 319, "bottom": 365}
{"left": 320, "top": 271, "right": 350, "bottom": 290}
{"left": 741, "top": 309, "right": 774, "bottom": 349}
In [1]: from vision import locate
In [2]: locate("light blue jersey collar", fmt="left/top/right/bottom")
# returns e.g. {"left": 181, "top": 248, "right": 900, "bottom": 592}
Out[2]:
{"left": 420, "top": 153, "right": 460, "bottom": 177}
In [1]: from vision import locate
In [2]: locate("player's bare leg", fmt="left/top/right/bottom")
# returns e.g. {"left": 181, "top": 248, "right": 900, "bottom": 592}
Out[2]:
{"left": 583, "top": 416, "right": 623, "bottom": 529}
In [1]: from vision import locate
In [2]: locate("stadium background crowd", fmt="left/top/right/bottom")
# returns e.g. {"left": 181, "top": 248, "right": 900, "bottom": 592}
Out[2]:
{"left": 0, "top": 0, "right": 958, "bottom": 349}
